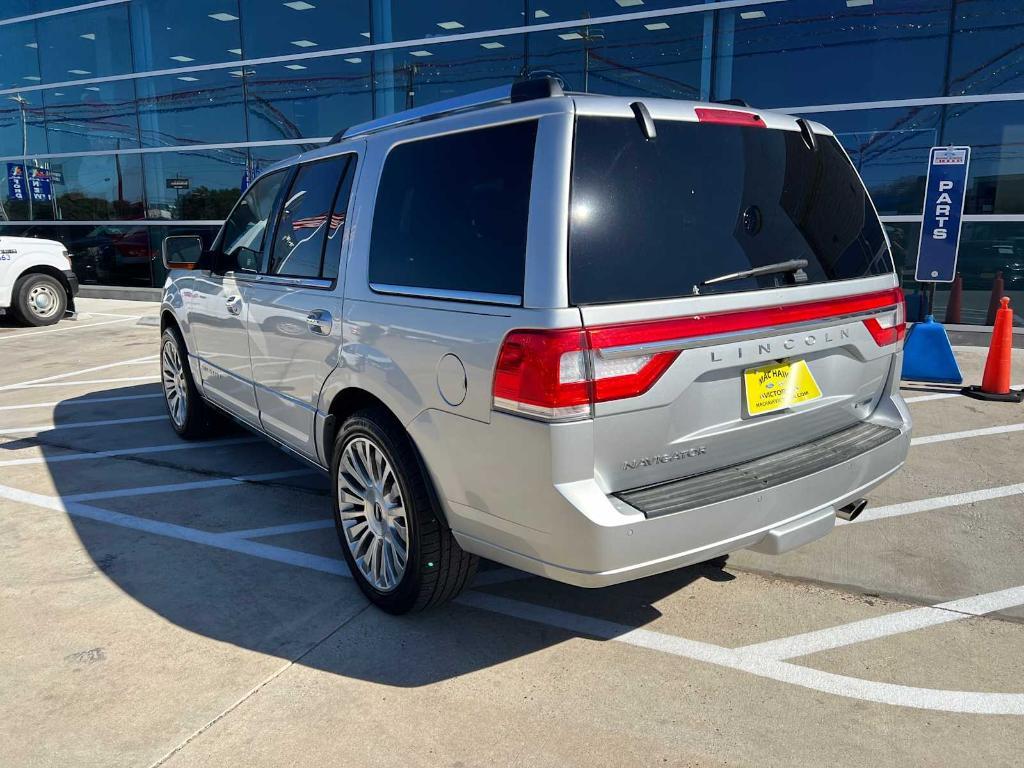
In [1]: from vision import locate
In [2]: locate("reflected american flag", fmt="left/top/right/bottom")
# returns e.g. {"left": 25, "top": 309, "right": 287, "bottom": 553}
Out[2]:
{"left": 292, "top": 212, "right": 345, "bottom": 231}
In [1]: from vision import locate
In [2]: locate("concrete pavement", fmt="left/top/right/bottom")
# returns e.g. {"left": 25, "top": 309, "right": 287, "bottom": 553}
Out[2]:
{"left": 1, "top": 300, "right": 1022, "bottom": 767}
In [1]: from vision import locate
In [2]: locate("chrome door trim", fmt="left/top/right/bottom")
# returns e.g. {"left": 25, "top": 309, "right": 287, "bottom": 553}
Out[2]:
{"left": 369, "top": 282, "right": 522, "bottom": 307}
{"left": 597, "top": 308, "right": 897, "bottom": 360}
{"left": 227, "top": 271, "right": 262, "bottom": 283}
{"left": 259, "top": 274, "right": 335, "bottom": 289}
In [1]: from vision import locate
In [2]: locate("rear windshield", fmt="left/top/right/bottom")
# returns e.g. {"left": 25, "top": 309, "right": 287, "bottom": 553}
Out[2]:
{"left": 569, "top": 116, "right": 894, "bottom": 305}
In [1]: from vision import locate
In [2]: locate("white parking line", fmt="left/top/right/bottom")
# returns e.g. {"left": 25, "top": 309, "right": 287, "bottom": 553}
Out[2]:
{"left": 911, "top": 423, "right": 1024, "bottom": 446}
{"left": 231, "top": 520, "right": 335, "bottom": 539}
{"left": 453, "top": 592, "right": 1024, "bottom": 716}
{"left": 0, "top": 436, "right": 260, "bottom": 467}
{"left": 0, "top": 483, "right": 349, "bottom": 576}
{"left": 4, "top": 376, "right": 159, "bottom": 390}
{"left": 0, "top": 355, "right": 155, "bottom": 391}
{"left": 1, "top": 479, "right": 1022, "bottom": 714}
{"left": 736, "top": 584, "right": 1024, "bottom": 660}
{"left": 64, "top": 468, "right": 317, "bottom": 502}
{"left": 0, "top": 393, "right": 163, "bottom": 412}
{"left": 0, "top": 316, "right": 139, "bottom": 341}
{"left": 0, "top": 414, "right": 167, "bottom": 436}
{"left": 842, "top": 481, "right": 1024, "bottom": 525}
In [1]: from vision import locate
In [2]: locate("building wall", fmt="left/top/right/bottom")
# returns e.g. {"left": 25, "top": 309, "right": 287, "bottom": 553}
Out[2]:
{"left": 0, "top": 0, "right": 1021, "bottom": 324}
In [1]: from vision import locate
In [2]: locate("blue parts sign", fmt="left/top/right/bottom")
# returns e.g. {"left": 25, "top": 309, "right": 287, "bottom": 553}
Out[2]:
{"left": 915, "top": 146, "right": 970, "bottom": 283}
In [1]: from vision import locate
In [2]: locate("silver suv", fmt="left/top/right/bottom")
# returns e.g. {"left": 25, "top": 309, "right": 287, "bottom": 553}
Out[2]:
{"left": 159, "top": 78, "right": 911, "bottom": 614}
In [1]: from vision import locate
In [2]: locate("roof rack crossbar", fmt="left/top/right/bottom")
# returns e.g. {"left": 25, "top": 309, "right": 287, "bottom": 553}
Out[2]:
{"left": 332, "top": 77, "right": 564, "bottom": 142}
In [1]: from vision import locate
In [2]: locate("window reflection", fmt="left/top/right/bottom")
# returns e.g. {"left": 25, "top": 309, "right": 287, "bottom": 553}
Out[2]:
{"left": 0, "top": 22, "right": 43, "bottom": 92}
{"left": 806, "top": 107, "right": 942, "bottom": 216}
{"left": 136, "top": 71, "right": 246, "bottom": 148}
{"left": 525, "top": 1, "right": 696, "bottom": 25}
{"left": 239, "top": 0, "right": 368, "bottom": 56}
{"left": 131, "top": 0, "right": 243, "bottom": 71}
{"left": 44, "top": 81, "right": 140, "bottom": 154}
{"left": 944, "top": 100, "right": 1024, "bottom": 214}
{"left": 246, "top": 58, "right": 372, "bottom": 142}
{"left": 1, "top": 2, "right": 33, "bottom": 18}
{"left": 36, "top": 3, "right": 132, "bottom": 84}
{"left": 373, "top": 39, "right": 523, "bottom": 115}
{"left": 949, "top": 0, "right": 1024, "bottom": 97}
{"left": 717, "top": 0, "right": 951, "bottom": 108}
{"left": 0, "top": 91, "right": 47, "bottom": 157}
{"left": 21, "top": 153, "right": 145, "bottom": 221}
{"left": 384, "top": 1, "right": 521, "bottom": 42}
{"left": 143, "top": 149, "right": 248, "bottom": 221}
{"left": 526, "top": 16, "right": 702, "bottom": 97}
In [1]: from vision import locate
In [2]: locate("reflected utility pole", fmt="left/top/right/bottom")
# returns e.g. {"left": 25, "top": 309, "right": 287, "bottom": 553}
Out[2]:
{"left": 9, "top": 94, "right": 32, "bottom": 221}
{"left": 578, "top": 20, "right": 604, "bottom": 93}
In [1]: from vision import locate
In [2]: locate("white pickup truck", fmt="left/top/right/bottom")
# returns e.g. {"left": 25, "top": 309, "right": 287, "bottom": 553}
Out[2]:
{"left": 0, "top": 235, "right": 78, "bottom": 326}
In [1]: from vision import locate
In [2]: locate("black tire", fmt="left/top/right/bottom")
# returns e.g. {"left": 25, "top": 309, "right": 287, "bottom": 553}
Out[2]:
{"left": 11, "top": 273, "right": 67, "bottom": 327}
{"left": 160, "top": 326, "right": 216, "bottom": 439}
{"left": 331, "top": 406, "right": 477, "bottom": 614}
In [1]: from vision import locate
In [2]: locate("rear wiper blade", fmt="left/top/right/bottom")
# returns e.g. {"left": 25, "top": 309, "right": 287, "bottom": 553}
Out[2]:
{"left": 696, "top": 259, "right": 809, "bottom": 291}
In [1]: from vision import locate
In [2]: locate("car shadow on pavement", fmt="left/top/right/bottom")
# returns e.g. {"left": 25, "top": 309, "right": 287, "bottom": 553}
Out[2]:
{"left": 30, "top": 385, "right": 735, "bottom": 687}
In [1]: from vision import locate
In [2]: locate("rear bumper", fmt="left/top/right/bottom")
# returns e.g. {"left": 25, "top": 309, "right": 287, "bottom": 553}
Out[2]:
{"left": 413, "top": 391, "right": 911, "bottom": 589}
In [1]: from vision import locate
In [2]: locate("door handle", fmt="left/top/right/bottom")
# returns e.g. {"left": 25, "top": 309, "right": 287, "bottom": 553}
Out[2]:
{"left": 306, "top": 309, "right": 333, "bottom": 335}
{"left": 225, "top": 295, "right": 242, "bottom": 315}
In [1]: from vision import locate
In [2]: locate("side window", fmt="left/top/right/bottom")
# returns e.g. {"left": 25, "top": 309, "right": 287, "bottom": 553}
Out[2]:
{"left": 268, "top": 155, "right": 351, "bottom": 279}
{"left": 219, "top": 170, "right": 287, "bottom": 273}
{"left": 368, "top": 121, "right": 537, "bottom": 299}
{"left": 322, "top": 157, "right": 357, "bottom": 282}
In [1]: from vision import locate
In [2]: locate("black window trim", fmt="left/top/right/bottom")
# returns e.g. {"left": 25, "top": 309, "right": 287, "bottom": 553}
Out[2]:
{"left": 211, "top": 166, "right": 293, "bottom": 278}
{"left": 366, "top": 118, "right": 538, "bottom": 308}
{"left": 263, "top": 152, "right": 357, "bottom": 288}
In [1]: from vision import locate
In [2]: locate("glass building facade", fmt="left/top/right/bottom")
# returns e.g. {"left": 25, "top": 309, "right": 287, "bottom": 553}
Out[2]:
{"left": 0, "top": 0, "right": 1021, "bottom": 324}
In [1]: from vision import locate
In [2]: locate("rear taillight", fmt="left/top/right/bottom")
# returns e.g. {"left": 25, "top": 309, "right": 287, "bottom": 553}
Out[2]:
{"left": 492, "top": 328, "right": 679, "bottom": 421}
{"left": 493, "top": 329, "right": 592, "bottom": 420}
{"left": 862, "top": 288, "right": 906, "bottom": 347}
{"left": 493, "top": 288, "right": 905, "bottom": 421}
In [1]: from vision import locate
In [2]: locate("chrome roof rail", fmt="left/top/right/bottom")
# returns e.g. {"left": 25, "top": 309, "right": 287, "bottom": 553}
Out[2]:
{"left": 331, "top": 77, "right": 564, "bottom": 143}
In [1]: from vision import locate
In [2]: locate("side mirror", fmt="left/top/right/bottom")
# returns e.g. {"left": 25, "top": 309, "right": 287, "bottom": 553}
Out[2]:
{"left": 236, "top": 246, "right": 261, "bottom": 273}
{"left": 162, "top": 235, "right": 204, "bottom": 270}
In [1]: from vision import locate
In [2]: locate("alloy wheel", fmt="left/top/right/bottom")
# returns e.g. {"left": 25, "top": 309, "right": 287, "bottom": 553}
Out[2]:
{"left": 161, "top": 338, "right": 189, "bottom": 428}
{"left": 337, "top": 436, "right": 409, "bottom": 592}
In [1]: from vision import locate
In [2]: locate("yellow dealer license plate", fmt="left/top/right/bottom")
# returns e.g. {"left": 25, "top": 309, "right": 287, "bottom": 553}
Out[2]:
{"left": 743, "top": 360, "right": 822, "bottom": 416}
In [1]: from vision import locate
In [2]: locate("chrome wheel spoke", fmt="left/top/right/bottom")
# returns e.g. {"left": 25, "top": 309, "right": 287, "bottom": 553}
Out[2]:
{"left": 337, "top": 436, "right": 408, "bottom": 593}
{"left": 161, "top": 339, "right": 188, "bottom": 428}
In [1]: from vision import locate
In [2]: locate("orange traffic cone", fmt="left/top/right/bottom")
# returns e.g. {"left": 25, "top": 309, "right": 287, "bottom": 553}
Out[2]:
{"left": 963, "top": 297, "right": 1024, "bottom": 402}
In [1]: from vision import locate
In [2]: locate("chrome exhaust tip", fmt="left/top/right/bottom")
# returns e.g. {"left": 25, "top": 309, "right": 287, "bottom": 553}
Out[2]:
{"left": 836, "top": 498, "right": 868, "bottom": 522}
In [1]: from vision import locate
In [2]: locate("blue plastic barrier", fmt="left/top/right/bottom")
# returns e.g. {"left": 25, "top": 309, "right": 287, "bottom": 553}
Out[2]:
{"left": 901, "top": 315, "right": 963, "bottom": 384}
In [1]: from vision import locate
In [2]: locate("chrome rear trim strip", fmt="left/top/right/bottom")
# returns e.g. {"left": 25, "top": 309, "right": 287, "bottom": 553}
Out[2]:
{"left": 597, "top": 308, "right": 896, "bottom": 360}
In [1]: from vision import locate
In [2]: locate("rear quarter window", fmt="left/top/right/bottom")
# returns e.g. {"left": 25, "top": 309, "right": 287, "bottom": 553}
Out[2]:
{"left": 368, "top": 120, "right": 538, "bottom": 299}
